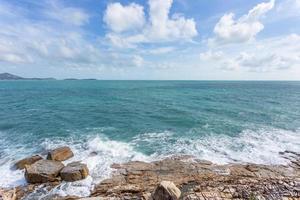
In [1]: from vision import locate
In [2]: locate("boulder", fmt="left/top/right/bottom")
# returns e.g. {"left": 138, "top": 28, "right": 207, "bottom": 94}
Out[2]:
{"left": 60, "top": 162, "right": 89, "bottom": 182}
{"left": 152, "top": 181, "right": 181, "bottom": 200}
{"left": 47, "top": 146, "right": 74, "bottom": 161}
{"left": 25, "top": 160, "right": 64, "bottom": 184}
{"left": 14, "top": 155, "right": 43, "bottom": 170}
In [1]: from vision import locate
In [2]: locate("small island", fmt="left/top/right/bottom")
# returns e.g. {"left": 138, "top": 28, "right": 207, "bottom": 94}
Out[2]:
{"left": 0, "top": 73, "right": 55, "bottom": 81}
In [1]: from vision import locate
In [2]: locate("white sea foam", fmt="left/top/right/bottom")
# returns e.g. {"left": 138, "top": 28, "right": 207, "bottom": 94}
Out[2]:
{"left": 0, "top": 162, "right": 26, "bottom": 188}
{"left": 1, "top": 128, "right": 300, "bottom": 198}
{"left": 24, "top": 135, "right": 151, "bottom": 198}
{"left": 134, "top": 128, "right": 300, "bottom": 165}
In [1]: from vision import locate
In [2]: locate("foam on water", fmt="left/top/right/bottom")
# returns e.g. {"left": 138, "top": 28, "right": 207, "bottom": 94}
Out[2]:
{"left": 133, "top": 128, "right": 300, "bottom": 165}
{"left": 195, "top": 128, "right": 300, "bottom": 164}
{"left": 1, "top": 128, "right": 300, "bottom": 198}
{"left": 0, "top": 163, "right": 26, "bottom": 188}
{"left": 23, "top": 135, "right": 150, "bottom": 199}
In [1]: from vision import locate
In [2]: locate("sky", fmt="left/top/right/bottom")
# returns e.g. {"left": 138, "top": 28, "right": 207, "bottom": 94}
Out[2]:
{"left": 0, "top": 0, "right": 300, "bottom": 80}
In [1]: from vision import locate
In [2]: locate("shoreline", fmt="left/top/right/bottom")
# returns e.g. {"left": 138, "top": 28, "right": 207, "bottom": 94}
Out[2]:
{"left": 1, "top": 151, "right": 300, "bottom": 200}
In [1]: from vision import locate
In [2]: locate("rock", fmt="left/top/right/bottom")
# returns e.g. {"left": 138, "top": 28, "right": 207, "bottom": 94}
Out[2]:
{"left": 0, "top": 188, "right": 16, "bottom": 200}
{"left": 60, "top": 162, "right": 89, "bottom": 182}
{"left": 25, "top": 160, "right": 64, "bottom": 183}
{"left": 14, "top": 155, "right": 43, "bottom": 170}
{"left": 7, "top": 152, "right": 300, "bottom": 200}
{"left": 152, "top": 181, "right": 181, "bottom": 200}
{"left": 47, "top": 146, "right": 74, "bottom": 161}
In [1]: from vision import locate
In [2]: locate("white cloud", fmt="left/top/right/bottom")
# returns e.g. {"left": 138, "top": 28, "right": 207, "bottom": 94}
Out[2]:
{"left": 276, "top": 0, "right": 300, "bottom": 18}
{"left": 201, "top": 34, "right": 300, "bottom": 72}
{"left": 199, "top": 50, "right": 224, "bottom": 61}
{"left": 0, "top": 2, "right": 100, "bottom": 67}
{"left": 0, "top": 39, "right": 29, "bottom": 65}
{"left": 45, "top": 1, "right": 89, "bottom": 26}
{"left": 211, "top": 0, "right": 275, "bottom": 44}
{"left": 105, "top": 33, "right": 146, "bottom": 48}
{"left": 236, "top": 52, "right": 291, "bottom": 71}
{"left": 148, "top": 47, "right": 175, "bottom": 54}
{"left": 132, "top": 55, "right": 144, "bottom": 67}
{"left": 103, "top": 0, "right": 197, "bottom": 47}
{"left": 46, "top": 8, "right": 89, "bottom": 26}
{"left": 147, "top": 0, "right": 197, "bottom": 41}
{"left": 0, "top": 53, "right": 29, "bottom": 64}
{"left": 104, "top": 3, "right": 145, "bottom": 33}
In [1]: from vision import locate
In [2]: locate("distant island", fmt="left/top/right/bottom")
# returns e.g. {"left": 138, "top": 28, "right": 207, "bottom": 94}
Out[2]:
{"left": 63, "top": 78, "right": 98, "bottom": 81}
{"left": 0, "top": 73, "right": 98, "bottom": 81}
{"left": 0, "top": 73, "right": 55, "bottom": 80}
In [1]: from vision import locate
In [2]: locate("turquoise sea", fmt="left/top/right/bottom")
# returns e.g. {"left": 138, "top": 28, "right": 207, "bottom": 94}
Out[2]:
{"left": 1, "top": 81, "right": 300, "bottom": 196}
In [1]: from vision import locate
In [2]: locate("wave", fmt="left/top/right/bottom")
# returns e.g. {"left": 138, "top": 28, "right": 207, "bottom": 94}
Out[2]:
{"left": 133, "top": 128, "right": 300, "bottom": 164}
{"left": 4, "top": 135, "right": 150, "bottom": 199}
{"left": 0, "top": 128, "right": 300, "bottom": 198}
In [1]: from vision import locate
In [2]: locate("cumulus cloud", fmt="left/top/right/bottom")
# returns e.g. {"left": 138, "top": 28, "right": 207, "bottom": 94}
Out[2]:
{"left": 201, "top": 34, "right": 300, "bottom": 72}
{"left": 103, "top": 0, "right": 197, "bottom": 47}
{"left": 146, "top": 0, "right": 197, "bottom": 41}
{"left": 103, "top": 3, "right": 145, "bottom": 33}
{"left": 211, "top": 0, "right": 275, "bottom": 44}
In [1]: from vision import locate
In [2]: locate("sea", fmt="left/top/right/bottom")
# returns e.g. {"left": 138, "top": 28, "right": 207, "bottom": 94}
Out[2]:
{"left": 0, "top": 80, "right": 300, "bottom": 198}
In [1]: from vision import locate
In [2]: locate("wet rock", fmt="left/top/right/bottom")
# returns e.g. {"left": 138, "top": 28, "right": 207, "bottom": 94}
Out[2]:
{"left": 47, "top": 146, "right": 74, "bottom": 161}
{"left": 25, "top": 160, "right": 64, "bottom": 183}
{"left": 60, "top": 162, "right": 89, "bottom": 182}
{"left": 14, "top": 155, "right": 43, "bottom": 170}
{"left": 152, "top": 181, "right": 181, "bottom": 200}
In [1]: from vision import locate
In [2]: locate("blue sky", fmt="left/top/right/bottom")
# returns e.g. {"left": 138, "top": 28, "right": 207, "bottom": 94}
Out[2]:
{"left": 0, "top": 0, "right": 299, "bottom": 80}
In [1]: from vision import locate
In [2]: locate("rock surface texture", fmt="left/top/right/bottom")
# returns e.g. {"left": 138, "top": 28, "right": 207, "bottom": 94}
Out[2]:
{"left": 0, "top": 188, "right": 16, "bottom": 200}
{"left": 91, "top": 151, "right": 300, "bottom": 200}
{"left": 60, "top": 162, "right": 89, "bottom": 182}
{"left": 25, "top": 160, "right": 64, "bottom": 184}
{"left": 14, "top": 155, "right": 43, "bottom": 170}
{"left": 47, "top": 146, "right": 74, "bottom": 161}
{"left": 152, "top": 181, "right": 181, "bottom": 200}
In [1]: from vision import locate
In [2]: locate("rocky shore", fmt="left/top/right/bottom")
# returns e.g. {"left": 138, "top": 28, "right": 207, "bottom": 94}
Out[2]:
{"left": 1, "top": 148, "right": 300, "bottom": 200}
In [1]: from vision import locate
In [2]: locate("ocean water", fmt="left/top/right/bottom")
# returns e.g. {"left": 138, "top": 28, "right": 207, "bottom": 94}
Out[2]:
{"left": 0, "top": 81, "right": 300, "bottom": 197}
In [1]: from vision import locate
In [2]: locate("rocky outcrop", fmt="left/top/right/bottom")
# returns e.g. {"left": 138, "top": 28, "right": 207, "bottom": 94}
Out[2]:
{"left": 91, "top": 152, "right": 300, "bottom": 200}
{"left": 152, "top": 181, "right": 181, "bottom": 200}
{"left": 14, "top": 155, "right": 43, "bottom": 170}
{"left": 47, "top": 146, "right": 74, "bottom": 161}
{"left": 25, "top": 160, "right": 64, "bottom": 184}
{"left": 60, "top": 162, "right": 89, "bottom": 182}
{"left": 4, "top": 150, "right": 300, "bottom": 200}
